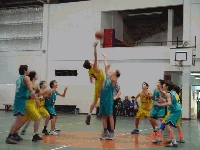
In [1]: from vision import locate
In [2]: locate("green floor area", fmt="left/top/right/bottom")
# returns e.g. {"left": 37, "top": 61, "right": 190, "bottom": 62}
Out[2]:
{"left": 0, "top": 111, "right": 199, "bottom": 150}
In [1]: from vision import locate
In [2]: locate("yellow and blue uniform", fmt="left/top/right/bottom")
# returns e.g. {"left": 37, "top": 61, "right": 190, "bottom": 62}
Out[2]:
{"left": 88, "top": 66, "right": 105, "bottom": 100}
{"left": 162, "top": 91, "right": 182, "bottom": 127}
{"left": 37, "top": 94, "right": 49, "bottom": 119}
{"left": 136, "top": 91, "right": 153, "bottom": 119}
{"left": 45, "top": 91, "right": 58, "bottom": 117}
{"left": 13, "top": 75, "right": 30, "bottom": 116}
{"left": 162, "top": 92, "right": 182, "bottom": 126}
{"left": 23, "top": 83, "right": 41, "bottom": 121}
{"left": 150, "top": 89, "right": 167, "bottom": 118}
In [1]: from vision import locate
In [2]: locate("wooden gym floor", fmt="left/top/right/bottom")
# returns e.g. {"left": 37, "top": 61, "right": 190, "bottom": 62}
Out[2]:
{"left": 0, "top": 111, "right": 199, "bottom": 150}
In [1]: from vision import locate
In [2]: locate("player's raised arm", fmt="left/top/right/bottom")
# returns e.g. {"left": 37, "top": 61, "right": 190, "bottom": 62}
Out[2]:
{"left": 93, "top": 41, "right": 100, "bottom": 73}
{"left": 102, "top": 53, "right": 111, "bottom": 77}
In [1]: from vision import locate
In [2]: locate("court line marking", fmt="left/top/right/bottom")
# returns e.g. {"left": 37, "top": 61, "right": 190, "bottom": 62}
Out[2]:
{"left": 50, "top": 145, "right": 68, "bottom": 150}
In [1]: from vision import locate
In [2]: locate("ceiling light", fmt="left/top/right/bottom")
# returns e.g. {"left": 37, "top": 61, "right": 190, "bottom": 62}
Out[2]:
{"left": 195, "top": 77, "right": 200, "bottom": 79}
{"left": 191, "top": 73, "right": 200, "bottom": 76}
{"left": 128, "top": 12, "right": 162, "bottom": 16}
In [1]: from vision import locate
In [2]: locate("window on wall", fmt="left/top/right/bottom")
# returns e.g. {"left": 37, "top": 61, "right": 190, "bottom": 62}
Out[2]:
{"left": 55, "top": 70, "right": 78, "bottom": 76}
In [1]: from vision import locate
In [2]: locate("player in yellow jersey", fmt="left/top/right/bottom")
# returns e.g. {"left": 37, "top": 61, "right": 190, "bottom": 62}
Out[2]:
{"left": 20, "top": 80, "right": 51, "bottom": 136}
{"left": 131, "top": 82, "right": 157, "bottom": 134}
{"left": 37, "top": 81, "right": 51, "bottom": 134}
{"left": 83, "top": 41, "right": 105, "bottom": 125}
{"left": 21, "top": 71, "right": 43, "bottom": 141}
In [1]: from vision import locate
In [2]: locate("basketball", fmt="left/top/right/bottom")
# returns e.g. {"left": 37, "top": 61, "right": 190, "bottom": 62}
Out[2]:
{"left": 95, "top": 30, "right": 104, "bottom": 39}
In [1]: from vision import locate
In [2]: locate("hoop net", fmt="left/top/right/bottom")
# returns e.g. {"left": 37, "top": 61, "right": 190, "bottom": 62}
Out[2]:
{"left": 175, "top": 60, "right": 183, "bottom": 70}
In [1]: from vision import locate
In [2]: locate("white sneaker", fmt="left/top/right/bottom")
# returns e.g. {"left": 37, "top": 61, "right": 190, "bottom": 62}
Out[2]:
{"left": 49, "top": 130, "right": 58, "bottom": 135}
{"left": 55, "top": 127, "right": 60, "bottom": 132}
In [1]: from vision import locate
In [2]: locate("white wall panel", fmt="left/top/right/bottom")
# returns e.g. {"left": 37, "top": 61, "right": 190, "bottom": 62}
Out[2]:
{"left": 0, "top": 54, "right": 43, "bottom": 109}
{"left": 101, "top": 12, "right": 113, "bottom": 29}
{"left": 0, "top": 55, "right": 43, "bottom": 84}
{"left": 90, "top": 0, "right": 183, "bottom": 11}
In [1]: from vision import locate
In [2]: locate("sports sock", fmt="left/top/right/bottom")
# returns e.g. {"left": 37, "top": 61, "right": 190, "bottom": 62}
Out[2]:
{"left": 7, "top": 134, "right": 13, "bottom": 138}
{"left": 13, "top": 133, "right": 18, "bottom": 137}
{"left": 44, "top": 126, "right": 47, "bottom": 130}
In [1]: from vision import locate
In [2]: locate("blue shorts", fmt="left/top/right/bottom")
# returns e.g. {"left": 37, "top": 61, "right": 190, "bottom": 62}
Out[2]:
{"left": 150, "top": 106, "right": 167, "bottom": 119}
{"left": 165, "top": 110, "right": 182, "bottom": 128}
{"left": 13, "top": 99, "right": 26, "bottom": 116}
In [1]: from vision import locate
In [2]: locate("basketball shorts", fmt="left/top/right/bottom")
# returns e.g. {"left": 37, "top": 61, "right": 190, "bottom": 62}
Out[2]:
{"left": 164, "top": 110, "right": 182, "bottom": 128}
{"left": 45, "top": 105, "right": 57, "bottom": 119}
{"left": 23, "top": 105, "right": 41, "bottom": 121}
{"left": 37, "top": 106, "right": 49, "bottom": 119}
{"left": 13, "top": 99, "right": 26, "bottom": 116}
{"left": 150, "top": 106, "right": 167, "bottom": 119}
{"left": 99, "top": 100, "right": 113, "bottom": 116}
{"left": 163, "top": 110, "right": 182, "bottom": 126}
{"left": 136, "top": 107, "right": 151, "bottom": 119}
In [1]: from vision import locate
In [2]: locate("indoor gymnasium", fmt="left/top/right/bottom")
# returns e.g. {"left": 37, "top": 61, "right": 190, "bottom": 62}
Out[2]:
{"left": 0, "top": 0, "right": 200, "bottom": 149}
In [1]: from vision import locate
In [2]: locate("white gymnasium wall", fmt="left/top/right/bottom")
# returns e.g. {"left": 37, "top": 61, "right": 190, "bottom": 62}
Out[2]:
{"left": 101, "top": 11, "right": 113, "bottom": 29}
{"left": 191, "top": 1, "right": 200, "bottom": 56}
{"left": 0, "top": 55, "right": 43, "bottom": 110}
{"left": 97, "top": 0, "right": 183, "bottom": 11}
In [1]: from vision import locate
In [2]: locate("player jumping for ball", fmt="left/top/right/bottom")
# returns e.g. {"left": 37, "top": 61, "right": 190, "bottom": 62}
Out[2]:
{"left": 83, "top": 41, "right": 105, "bottom": 125}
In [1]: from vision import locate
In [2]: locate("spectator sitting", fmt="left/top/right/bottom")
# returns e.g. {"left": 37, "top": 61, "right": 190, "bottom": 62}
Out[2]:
{"left": 123, "top": 96, "right": 130, "bottom": 117}
{"left": 116, "top": 98, "right": 123, "bottom": 116}
{"left": 129, "top": 96, "right": 139, "bottom": 117}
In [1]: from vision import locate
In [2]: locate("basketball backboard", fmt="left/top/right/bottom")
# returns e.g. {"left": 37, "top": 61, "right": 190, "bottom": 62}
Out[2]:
{"left": 170, "top": 48, "right": 194, "bottom": 66}
{"left": 170, "top": 36, "right": 196, "bottom": 66}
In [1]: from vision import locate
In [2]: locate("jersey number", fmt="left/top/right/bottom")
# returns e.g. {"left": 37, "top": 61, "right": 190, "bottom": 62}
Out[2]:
{"left": 15, "top": 79, "right": 21, "bottom": 93}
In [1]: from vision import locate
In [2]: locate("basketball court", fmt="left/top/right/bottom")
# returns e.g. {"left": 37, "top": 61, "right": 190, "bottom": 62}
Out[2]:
{"left": 0, "top": 111, "right": 199, "bottom": 150}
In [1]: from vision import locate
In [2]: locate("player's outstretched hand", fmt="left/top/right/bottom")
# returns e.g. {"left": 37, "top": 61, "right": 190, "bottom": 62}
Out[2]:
{"left": 102, "top": 53, "right": 107, "bottom": 57}
{"left": 94, "top": 41, "right": 98, "bottom": 47}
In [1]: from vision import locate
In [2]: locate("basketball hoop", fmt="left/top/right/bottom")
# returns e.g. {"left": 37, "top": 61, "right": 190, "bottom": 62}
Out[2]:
{"left": 175, "top": 60, "right": 183, "bottom": 70}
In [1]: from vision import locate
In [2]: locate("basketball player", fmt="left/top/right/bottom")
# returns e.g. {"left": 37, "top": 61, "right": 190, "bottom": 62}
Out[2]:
{"left": 21, "top": 71, "right": 43, "bottom": 141}
{"left": 131, "top": 82, "right": 157, "bottom": 134}
{"left": 45, "top": 80, "right": 68, "bottom": 135}
{"left": 6, "top": 65, "right": 39, "bottom": 144}
{"left": 83, "top": 41, "right": 105, "bottom": 125}
{"left": 153, "top": 84, "right": 185, "bottom": 144}
{"left": 150, "top": 79, "right": 167, "bottom": 123}
{"left": 154, "top": 81, "right": 182, "bottom": 147}
{"left": 20, "top": 80, "right": 51, "bottom": 135}
{"left": 100, "top": 53, "right": 120, "bottom": 140}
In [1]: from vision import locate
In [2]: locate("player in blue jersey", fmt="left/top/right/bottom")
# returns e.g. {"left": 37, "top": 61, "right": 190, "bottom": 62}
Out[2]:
{"left": 150, "top": 79, "right": 166, "bottom": 120}
{"left": 99, "top": 53, "right": 120, "bottom": 140}
{"left": 6, "top": 65, "right": 39, "bottom": 144}
{"left": 45, "top": 80, "right": 68, "bottom": 135}
{"left": 154, "top": 81, "right": 182, "bottom": 147}
{"left": 150, "top": 79, "right": 167, "bottom": 136}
